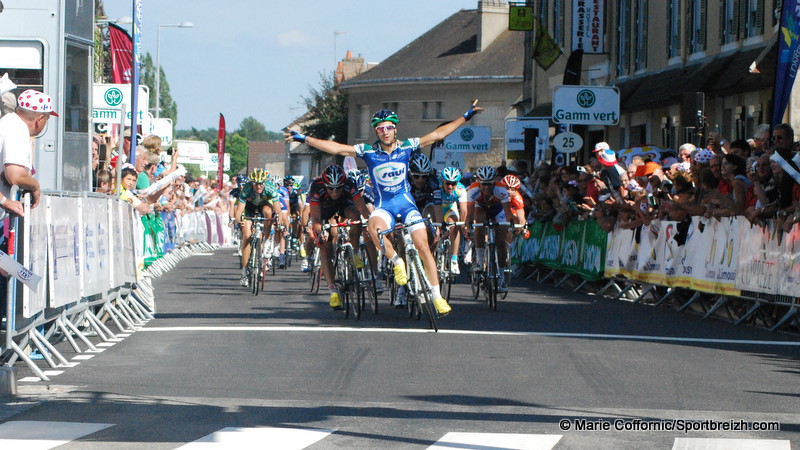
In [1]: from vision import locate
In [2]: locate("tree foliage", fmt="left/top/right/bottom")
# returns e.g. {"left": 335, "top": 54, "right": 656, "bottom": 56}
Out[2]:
{"left": 301, "top": 72, "right": 348, "bottom": 142}
{"left": 140, "top": 52, "right": 178, "bottom": 127}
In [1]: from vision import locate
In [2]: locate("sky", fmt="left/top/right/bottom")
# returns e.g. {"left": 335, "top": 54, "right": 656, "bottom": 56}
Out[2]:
{"left": 100, "top": 0, "right": 480, "bottom": 133}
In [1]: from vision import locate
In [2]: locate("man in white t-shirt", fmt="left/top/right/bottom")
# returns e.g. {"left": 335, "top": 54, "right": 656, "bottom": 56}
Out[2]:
{"left": 0, "top": 89, "right": 54, "bottom": 221}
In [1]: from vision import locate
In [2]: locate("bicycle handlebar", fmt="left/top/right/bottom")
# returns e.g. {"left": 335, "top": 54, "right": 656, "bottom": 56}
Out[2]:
{"left": 471, "top": 222, "right": 529, "bottom": 228}
{"left": 431, "top": 221, "right": 466, "bottom": 227}
{"left": 322, "top": 219, "right": 362, "bottom": 230}
{"left": 377, "top": 216, "right": 430, "bottom": 236}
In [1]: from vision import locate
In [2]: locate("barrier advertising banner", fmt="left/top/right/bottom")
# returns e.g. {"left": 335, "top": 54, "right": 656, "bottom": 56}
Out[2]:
{"left": 510, "top": 219, "right": 606, "bottom": 281}
{"left": 49, "top": 197, "right": 83, "bottom": 307}
{"left": 82, "top": 197, "right": 111, "bottom": 297}
{"left": 736, "top": 220, "right": 800, "bottom": 297}
{"left": 24, "top": 196, "right": 49, "bottom": 317}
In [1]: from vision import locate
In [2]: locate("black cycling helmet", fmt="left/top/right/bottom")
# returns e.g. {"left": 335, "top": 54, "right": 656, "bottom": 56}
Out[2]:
{"left": 371, "top": 109, "right": 399, "bottom": 128}
{"left": 283, "top": 175, "right": 295, "bottom": 186}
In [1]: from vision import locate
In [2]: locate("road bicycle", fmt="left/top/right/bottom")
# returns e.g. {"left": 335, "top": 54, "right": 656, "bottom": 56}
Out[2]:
{"left": 378, "top": 217, "right": 439, "bottom": 331}
{"left": 357, "top": 233, "right": 379, "bottom": 314}
{"left": 326, "top": 220, "right": 364, "bottom": 320}
{"left": 308, "top": 244, "right": 322, "bottom": 294}
{"left": 469, "top": 221, "right": 524, "bottom": 310}
{"left": 243, "top": 216, "right": 271, "bottom": 296}
{"left": 431, "top": 221, "right": 464, "bottom": 301}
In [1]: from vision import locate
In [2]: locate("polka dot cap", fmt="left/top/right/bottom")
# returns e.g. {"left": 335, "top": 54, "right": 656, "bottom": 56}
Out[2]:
{"left": 693, "top": 148, "right": 714, "bottom": 164}
{"left": 17, "top": 89, "right": 59, "bottom": 117}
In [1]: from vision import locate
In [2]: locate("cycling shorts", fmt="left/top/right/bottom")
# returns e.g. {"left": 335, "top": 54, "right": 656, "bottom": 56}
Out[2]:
{"left": 370, "top": 192, "right": 425, "bottom": 233}
{"left": 244, "top": 202, "right": 273, "bottom": 219}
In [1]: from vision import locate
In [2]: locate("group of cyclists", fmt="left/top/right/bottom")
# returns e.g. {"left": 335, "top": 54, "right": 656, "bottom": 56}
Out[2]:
{"left": 230, "top": 101, "right": 529, "bottom": 321}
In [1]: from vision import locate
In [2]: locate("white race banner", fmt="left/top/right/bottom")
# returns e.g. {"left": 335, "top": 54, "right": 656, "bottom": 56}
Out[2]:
{"left": 82, "top": 197, "right": 111, "bottom": 297}
{"left": 24, "top": 196, "right": 49, "bottom": 317}
{"left": 49, "top": 197, "right": 83, "bottom": 307}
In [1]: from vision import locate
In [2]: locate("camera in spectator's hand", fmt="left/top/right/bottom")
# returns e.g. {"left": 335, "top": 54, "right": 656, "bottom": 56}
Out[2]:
{"left": 167, "top": 147, "right": 175, "bottom": 156}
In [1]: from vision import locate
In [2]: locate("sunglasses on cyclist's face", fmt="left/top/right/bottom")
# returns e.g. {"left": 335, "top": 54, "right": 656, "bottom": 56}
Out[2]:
{"left": 412, "top": 174, "right": 428, "bottom": 179}
{"left": 443, "top": 181, "right": 457, "bottom": 187}
{"left": 375, "top": 125, "right": 396, "bottom": 133}
{"left": 480, "top": 182, "right": 494, "bottom": 188}
{"left": 325, "top": 185, "right": 343, "bottom": 191}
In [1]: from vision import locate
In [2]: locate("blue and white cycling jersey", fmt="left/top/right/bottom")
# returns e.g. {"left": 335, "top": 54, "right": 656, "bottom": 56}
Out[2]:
{"left": 278, "top": 185, "right": 290, "bottom": 212}
{"left": 353, "top": 138, "right": 419, "bottom": 202}
{"left": 354, "top": 138, "right": 423, "bottom": 227}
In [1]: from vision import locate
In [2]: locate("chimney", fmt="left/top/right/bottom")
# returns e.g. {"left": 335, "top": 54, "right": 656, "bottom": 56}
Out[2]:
{"left": 477, "top": 0, "right": 509, "bottom": 52}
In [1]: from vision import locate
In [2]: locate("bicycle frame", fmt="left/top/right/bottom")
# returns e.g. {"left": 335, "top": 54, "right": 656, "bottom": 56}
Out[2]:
{"left": 378, "top": 217, "right": 439, "bottom": 331}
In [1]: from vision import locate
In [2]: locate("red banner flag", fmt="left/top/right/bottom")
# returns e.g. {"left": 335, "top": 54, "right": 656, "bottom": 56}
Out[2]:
{"left": 108, "top": 23, "right": 133, "bottom": 84}
{"left": 217, "top": 114, "right": 226, "bottom": 189}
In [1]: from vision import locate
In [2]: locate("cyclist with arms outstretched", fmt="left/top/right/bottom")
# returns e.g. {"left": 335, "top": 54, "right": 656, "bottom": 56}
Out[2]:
{"left": 234, "top": 168, "right": 283, "bottom": 287}
{"left": 289, "top": 101, "right": 484, "bottom": 316}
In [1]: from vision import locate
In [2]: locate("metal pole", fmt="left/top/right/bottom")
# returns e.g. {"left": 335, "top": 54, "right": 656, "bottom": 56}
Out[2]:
{"left": 155, "top": 25, "right": 161, "bottom": 118}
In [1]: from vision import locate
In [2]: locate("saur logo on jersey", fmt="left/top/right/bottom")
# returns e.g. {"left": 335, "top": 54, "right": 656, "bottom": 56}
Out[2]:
{"left": 374, "top": 162, "right": 406, "bottom": 187}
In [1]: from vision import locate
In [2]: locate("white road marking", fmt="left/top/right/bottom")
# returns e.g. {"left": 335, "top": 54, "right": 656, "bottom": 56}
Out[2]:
{"left": 177, "top": 426, "right": 334, "bottom": 449}
{"left": 672, "top": 438, "right": 791, "bottom": 449}
{"left": 0, "top": 421, "right": 113, "bottom": 450}
{"left": 428, "top": 432, "right": 562, "bottom": 450}
{"left": 139, "top": 326, "right": 800, "bottom": 347}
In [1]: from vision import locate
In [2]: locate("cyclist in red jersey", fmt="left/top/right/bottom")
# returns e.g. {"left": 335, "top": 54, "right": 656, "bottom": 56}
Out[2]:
{"left": 465, "top": 165, "right": 514, "bottom": 292}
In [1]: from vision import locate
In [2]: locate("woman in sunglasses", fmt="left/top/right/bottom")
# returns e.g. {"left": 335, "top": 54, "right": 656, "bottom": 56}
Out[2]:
{"left": 288, "top": 101, "right": 483, "bottom": 316}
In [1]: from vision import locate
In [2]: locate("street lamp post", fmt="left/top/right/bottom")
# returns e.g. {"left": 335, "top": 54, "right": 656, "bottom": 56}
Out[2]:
{"left": 155, "top": 21, "right": 194, "bottom": 118}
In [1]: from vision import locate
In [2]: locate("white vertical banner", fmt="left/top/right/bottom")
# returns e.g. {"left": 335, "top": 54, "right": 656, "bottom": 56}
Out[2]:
{"left": 82, "top": 197, "right": 111, "bottom": 296}
{"left": 572, "top": 0, "right": 605, "bottom": 53}
{"left": 633, "top": 222, "right": 667, "bottom": 285}
{"left": 780, "top": 223, "right": 800, "bottom": 297}
{"left": 662, "top": 221, "right": 689, "bottom": 288}
{"left": 206, "top": 211, "right": 219, "bottom": 244}
{"left": 48, "top": 197, "right": 83, "bottom": 307}
{"left": 737, "top": 220, "right": 785, "bottom": 295}
{"left": 111, "top": 199, "right": 126, "bottom": 286}
{"left": 122, "top": 204, "right": 139, "bottom": 282}
{"left": 23, "top": 197, "right": 49, "bottom": 317}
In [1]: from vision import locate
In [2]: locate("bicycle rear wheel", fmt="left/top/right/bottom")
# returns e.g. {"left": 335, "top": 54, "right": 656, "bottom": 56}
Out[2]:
{"left": 486, "top": 247, "right": 498, "bottom": 311}
{"left": 470, "top": 263, "right": 481, "bottom": 299}
{"left": 347, "top": 248, "right": 362, "bottom": 321}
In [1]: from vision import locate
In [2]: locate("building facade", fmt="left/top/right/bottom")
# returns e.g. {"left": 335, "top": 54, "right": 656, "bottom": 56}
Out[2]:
{"left": 529, "top": 0, "right": 782, "bottom": 158}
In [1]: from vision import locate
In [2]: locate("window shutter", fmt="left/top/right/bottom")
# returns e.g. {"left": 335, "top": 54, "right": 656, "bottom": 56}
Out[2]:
{"left": 686, "top": 1, "right": 694, "bottom": 51}
{"left": 642, "top": 1, "right": 648, "bottom": 67}
{"left": 755, "top": 0, "right": 765, "bottom": 35}
{"left": 699, "top": 0, "right": 707, "bottom": 49}
{"left": 719, "top": 0, "right": 726, "bottom": 44}
{"left": 675, "top": 0, "right": 682, "bottom": 51}
{"left": 737, "top": 0, "right": 747, "bottom": 40}
{"left": 558, "top": 0, "right": 566, "bottom": 45}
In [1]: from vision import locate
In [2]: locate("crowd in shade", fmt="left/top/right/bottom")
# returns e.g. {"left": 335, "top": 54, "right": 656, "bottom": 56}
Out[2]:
{"left": 507, "top": 123, "right": 800, "bottom": 235}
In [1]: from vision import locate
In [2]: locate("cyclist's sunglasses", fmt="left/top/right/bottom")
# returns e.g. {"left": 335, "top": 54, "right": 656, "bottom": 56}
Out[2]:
{"left": 325, "top": 185, "right": 343, "bottom": 191}
{"left": 412, "top": 174, "right": 428, "bottom": 179}
{"left": 480, "top": 182, "right": 494, "bottom": 187}
{"left": 375, "top": 125, "right": 396, "bottom": 133}
{"left": 443, "top": 181, "right": 457, "bottom": 186}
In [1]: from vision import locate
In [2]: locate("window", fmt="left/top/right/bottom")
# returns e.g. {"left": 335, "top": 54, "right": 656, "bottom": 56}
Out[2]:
{"left": 357, "top": 104, "right": 370, "bottom": 139}
{"left": 688, "top": 0, "right": 706, "bottom": 54}
{"left": 668, "top": 0, "right": 681, "bottom": 59}
{"left": 745, "top": 0, "right": 764, "bottom": 38}
{"left": 617, "top": 0, "right": 631, "bottom": 76}
{"left": 422, "top": 101, "right": 443, "bottom": 120}
{"left": 720, "top": 0, "right": 736, "bottom": 44}
{"left": 64, "top": 42, "right": 90, "bottom": 133}
{"left": 381, "top": 102, "right": 398, "bottom": 113}
{"left": 0, "top": 41, "right": 44, "bottom": 92}
{"left": 634, "top": 0, "right": 648, "bottom": 71}
{"left": 538, "top": 0, "right": 548, "bottom": 30}
{"left": 553, "top": 0, "right": 566, "bottom": 46}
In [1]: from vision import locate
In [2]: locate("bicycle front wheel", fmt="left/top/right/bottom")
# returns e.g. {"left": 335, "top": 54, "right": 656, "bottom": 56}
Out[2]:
{"left": 410, "top": 253, "right": 438, "bottom": 332}
{"left": 249, "top": 239, "right": 261, "bottom": 296}
{"left": 470, "top": 263, "right": 481, "bottom": 299}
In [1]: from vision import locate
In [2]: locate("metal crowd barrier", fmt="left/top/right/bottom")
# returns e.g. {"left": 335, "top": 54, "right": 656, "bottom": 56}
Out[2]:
{"left": 1, "top": 189, "right": 232, "bottom": 388}
{"left": 511, "top": 216, "right": 800, "bottom": 334}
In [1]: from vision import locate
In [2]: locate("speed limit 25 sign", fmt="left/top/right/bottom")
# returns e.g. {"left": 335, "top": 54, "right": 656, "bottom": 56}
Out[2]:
{"left": 553, "top": 132, "right": 583, "bottom": 154}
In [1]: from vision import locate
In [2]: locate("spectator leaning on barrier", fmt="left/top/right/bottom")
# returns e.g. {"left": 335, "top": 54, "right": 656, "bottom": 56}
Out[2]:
{"left": 768, "top": 147, "right": 800, "bottom": 224}
{"left": 0, "top": 89, "right": 53, "bottom": 221}
{"left": 745, "top": 153, "right": 777, "bottom": 225}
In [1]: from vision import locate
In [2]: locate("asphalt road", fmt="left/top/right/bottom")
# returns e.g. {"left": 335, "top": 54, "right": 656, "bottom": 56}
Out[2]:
{"left": 2, "top": 248, "right": 799, "bottom": 449}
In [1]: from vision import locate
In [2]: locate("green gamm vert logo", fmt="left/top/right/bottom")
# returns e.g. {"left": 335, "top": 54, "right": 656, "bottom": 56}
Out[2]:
{"left": 577, "top": 89, "right": 596, "bottom": 108}
{"left": 104, "top": 88, "right": 123, "bottom": 106}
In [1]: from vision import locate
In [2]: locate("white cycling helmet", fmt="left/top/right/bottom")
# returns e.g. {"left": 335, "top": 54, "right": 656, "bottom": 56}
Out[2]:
{"left": 409, "top": 152, "right": 432, "bottom": 175}
{"left": 475, "top": 165, "right": 496, "bottom": 183}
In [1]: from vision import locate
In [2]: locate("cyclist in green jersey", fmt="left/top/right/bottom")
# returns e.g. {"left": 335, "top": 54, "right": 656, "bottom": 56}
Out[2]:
{"left": 234, "top": 168, "right": 282, "bottom": 286}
